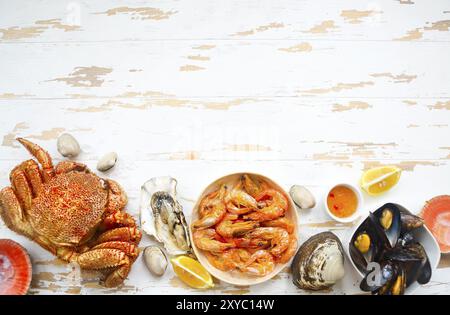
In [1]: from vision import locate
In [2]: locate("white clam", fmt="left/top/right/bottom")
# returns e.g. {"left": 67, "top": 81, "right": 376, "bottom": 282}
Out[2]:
{"left": 289, "top": 185, "right": 316, "bottom": 209}
{"left": 143, "top": 246, "right": 168, "bottom": 277}
{"left": 292, "top": 232, "right": 345, "bottom": 290}
{"left": 97, "top": 152, "right": 117, "bottom": 172}
{"left": 57, "top": 133, "right": 81, "bottom": 158}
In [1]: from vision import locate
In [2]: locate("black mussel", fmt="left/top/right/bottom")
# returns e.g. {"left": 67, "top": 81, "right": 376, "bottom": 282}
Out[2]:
{"left": 374, "top": 204, "right": 402, "bottom": 247}
{"left": 408, "top": 242, "right": 432, "bottom": 285}
{"left": 360, "top": 261, "right": 395, "bottom": 292}
{"left": 383, "top": 242, "right": 432, "bottom": 286}
{"left": 360, "top": 262, "right": 406, "bottom": 295}
{"left": 417, "top": 258, "right": 432, "bottom": 285}
{"left": 380, "top": 267, "right": 406, "bottom": 295}
{"left": 350, "top": 241, "right": 368, "bottom": 273}
{"left": 398, "top": 206, "right": 424, "bottom": 233}
{"left": 350, "top": 213, "right": 390, "bottom": 273}
{"left": 397, "top": 232, "right": 415, "bottom": 247}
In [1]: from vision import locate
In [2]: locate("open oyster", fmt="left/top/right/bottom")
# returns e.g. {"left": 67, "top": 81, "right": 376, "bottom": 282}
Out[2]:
{"left": 139, "top": 176, "right": 192, "bottom": 256}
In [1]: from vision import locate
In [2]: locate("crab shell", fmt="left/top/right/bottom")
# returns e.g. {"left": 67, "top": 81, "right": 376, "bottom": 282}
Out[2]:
{"left": 0, "top": 138, "right": 141, "bottom": 287}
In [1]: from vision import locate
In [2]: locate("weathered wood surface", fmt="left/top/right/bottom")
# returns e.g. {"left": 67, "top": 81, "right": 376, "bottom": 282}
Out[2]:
{"left": 0, "top": 0, "right": 449, "bottom": 295}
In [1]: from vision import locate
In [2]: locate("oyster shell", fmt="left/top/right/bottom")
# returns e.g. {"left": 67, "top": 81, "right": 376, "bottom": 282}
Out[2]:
{"left": 140, "top": 176, "right": 192, "bottom": 255}
{"left": 292, "top": 232, "right": 345, "bottom": 290}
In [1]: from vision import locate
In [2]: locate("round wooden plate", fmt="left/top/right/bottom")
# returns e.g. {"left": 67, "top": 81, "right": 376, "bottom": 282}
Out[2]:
{"left": 189, "top": 172, "right": 299, "bottom": 286}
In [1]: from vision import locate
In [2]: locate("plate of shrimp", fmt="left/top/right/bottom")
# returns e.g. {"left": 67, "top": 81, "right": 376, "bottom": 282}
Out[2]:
{"left": 190, "top": 173, "right": 299, "bottom": 286}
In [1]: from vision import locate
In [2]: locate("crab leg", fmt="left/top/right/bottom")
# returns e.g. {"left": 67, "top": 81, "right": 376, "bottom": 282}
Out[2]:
{"left": 99, "top": 211, "right": 136, "bottom": 231}
{"left": 93, "top": 241, "right": 139, "bottom": 261}
{"left": 96, "top": 227, "right": 142, "bottom": 244}
{"left": 0, "top": 187, "right": 33, "bottom": 237}
{"left": 77, "top": 248, "right": 131, "bottom": 288}
{"left": 17, "top": 138, "right": 54, "bottom": 181}
{"left": 10, "top": 168, "right": 33, "bottom": 211}
{"left": 105, "top": 179, "right": 128, "bottom": 214}
{"left": 55, "top": 161, "right": 88, "bottom": 174}
{"left": 20, "top": 160, "right": 44, "bottom": 196}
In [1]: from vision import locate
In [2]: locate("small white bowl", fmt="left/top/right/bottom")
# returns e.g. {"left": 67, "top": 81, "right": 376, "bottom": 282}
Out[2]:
{"left": 324, "top": 183, "right": 364, "bottom": 223}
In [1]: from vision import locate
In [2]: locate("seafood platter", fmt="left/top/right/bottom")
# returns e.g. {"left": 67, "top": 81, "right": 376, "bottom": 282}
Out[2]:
{"left": 190, "top": 173, "right": 299, "bottom": 286}
{"left": 0, "top": 137, "right": 449, "bottom": 295}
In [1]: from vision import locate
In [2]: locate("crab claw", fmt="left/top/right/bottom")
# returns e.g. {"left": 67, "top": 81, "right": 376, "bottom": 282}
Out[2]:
{"left": 16, "top": 138, "right": 54, "bottom": 181}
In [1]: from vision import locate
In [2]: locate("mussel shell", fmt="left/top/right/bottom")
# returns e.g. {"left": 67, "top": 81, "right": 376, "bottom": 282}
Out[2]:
{"left": 383, "top": 242, "right": 431, "bottom": 286}
{"left": 397, "top": 232, "right": 415, "bottom": 247}
{"left": 398, "top": 207, "right": 424, "bottom": 233}
{"left": 360, "top": 261, "right": 406, "bottom": 295}
{"left": 292, "top": 232, "right": 345, "bottom": 291}
{"left": 349, "top": 213, "right": 390, "bottom": 273}
{"left": 360, "top": 261, "right": 395, "bottom": 292}
{"left": 373, "top": 204, "right": 402, "bottom": 247}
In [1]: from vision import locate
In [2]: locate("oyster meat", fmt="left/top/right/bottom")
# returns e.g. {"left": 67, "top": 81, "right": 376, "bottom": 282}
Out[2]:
{"left": 292, "top": 232, "right": 345, "bottom": 290}
{"left": 140, "top": 176, "right": 192, "bottom": 255}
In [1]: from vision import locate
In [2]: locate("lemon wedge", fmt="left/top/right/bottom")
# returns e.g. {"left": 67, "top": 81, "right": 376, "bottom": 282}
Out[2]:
{"left": 170, "top": 256, "right": 214, "bottom": 289}
{"left": 360, "top": 166, "right": 402, "bottom": 196}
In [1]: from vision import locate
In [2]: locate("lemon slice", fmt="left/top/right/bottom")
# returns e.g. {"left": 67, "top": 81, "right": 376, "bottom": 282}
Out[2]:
{"left": 360, "top": 166, "right": 402, "bottom": 196}
{"left": 170, "top": 256, "right": 214, "bottom": 289}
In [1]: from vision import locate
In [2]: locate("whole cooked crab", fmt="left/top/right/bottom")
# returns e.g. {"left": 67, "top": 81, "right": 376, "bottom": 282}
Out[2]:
{"left": 0, "top": 138, "right": 141, "bottom": 287}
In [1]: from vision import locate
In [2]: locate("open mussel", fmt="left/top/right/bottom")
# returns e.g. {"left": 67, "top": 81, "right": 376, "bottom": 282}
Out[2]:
{"left": 349, "top": 213, "right": 391, "bottom": 273}
{"left": 140, "top": 176, "right": 192, "bottom": 256}
{"left": 373, "top": 204, "right": 402, "bottom": 247}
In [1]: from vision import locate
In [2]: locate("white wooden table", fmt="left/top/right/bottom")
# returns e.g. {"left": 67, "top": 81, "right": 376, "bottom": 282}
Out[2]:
{"left": 1, "top": 0, "right": 449, "bottom": 295}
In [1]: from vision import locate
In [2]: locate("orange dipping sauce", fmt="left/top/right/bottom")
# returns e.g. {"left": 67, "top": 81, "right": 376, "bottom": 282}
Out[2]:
{"left": 327, "top": 185, "right": 358, "bottom": 218}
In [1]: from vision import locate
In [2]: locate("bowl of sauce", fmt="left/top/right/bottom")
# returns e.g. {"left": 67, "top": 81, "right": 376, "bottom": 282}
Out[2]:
{"left": 325, "top": 183, "right": 363, "bottom": 223}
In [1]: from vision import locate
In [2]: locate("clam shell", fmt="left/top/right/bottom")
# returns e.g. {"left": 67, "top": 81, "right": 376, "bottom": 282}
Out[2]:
{"left": 289, "top": 185, "right": 316, "bottom": 210}
{"left": 139, "top": 176, "right": 192, "bottom": 256}
{"left": 57, "top": 133, "right": 81, "bottom": 158}
{"left": 143, "top": 246, "right": 168, "bottom": 277}
{"left": 97, "top": 152, "right": 118, "bottom": 172}
{"left": 292, "top": 232, "right": 345, "bottom": 290}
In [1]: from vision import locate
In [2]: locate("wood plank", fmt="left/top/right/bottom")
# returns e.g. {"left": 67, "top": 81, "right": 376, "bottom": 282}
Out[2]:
{"left": 1, "top": 0, "right": 449, "bottom": 42}
{"left": 0, "top": 98, "right": 449, "bottom": 162}
{"left": 1, "top": 41, "right": 450, "bottom": 98}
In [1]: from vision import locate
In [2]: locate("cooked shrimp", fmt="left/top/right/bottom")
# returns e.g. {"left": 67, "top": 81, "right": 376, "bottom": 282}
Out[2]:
{"left": 193, "top": 185, "right": 227, "bottom": 228}
{"left": 241, "top": 250, "right": 275, "bottom": 276}
{"left": 193, "top": 229, "right": 234, "bottom": 252}
{"left": 233, "top": 237, "right": 270, "bottom": 249}
{"left": 205, "top": 251, "right": 236, "bottom": 271}
{"left": 241, "top": 174, "right": 267, "bottom": 197}
{"left": 243, "top": 227, "right": 290, "bottom": 256}
{"left": 275, "top": 235, "right": 298, "bottom": 263}
{"left": 244, "top": 189, "right": 288, "bottom": 221}
{"left": 225, "top": 182, "right": 257, "bottom": 215}
{"left": 261, "top": 217, "right": 294, "bottom": 234}
{"left": 216, "top": 214, "right": 259, "bottom": 238}
{"left": 206, "top": 248, "right": 251, "bottom": 271}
